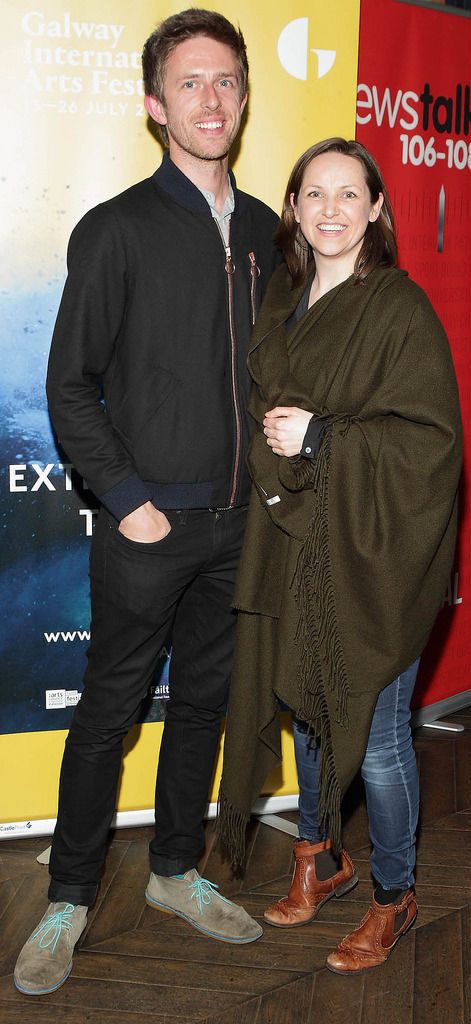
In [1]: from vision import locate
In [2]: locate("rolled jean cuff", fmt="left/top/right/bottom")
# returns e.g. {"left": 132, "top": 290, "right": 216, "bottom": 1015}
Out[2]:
{"left": 372, "top": 867, "right": 415, "bottom": 891}
{"left": 149, "top": 853, "right": 198, "bottom": 877}
{"left": 48, "top": 878, "right": 98, "bottom": 908}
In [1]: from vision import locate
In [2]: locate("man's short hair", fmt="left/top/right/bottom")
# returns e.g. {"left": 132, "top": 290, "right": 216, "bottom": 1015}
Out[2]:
{"left": 142, "top": 8, "right": 249, "bottom": 144}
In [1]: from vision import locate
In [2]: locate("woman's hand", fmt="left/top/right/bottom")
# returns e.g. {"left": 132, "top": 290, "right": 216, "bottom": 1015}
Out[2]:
{"left": 263, "top": 407, "right": 313, "bottom": 457}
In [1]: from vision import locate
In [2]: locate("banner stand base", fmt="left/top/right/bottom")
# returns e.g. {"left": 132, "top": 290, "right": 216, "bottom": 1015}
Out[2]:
{"left": 423, "top": 720, "right": 465, "bottom": 733}
{"left": 3, "top": 692, "right": 469, "bottom": 842}
{"left": 411, "top": 689, "right": 470, "bottom": 728}
{"left": 1, "top": 794, "right": 300, "bottom": 842}
{"left": 255, "top": 813, "right": 298, "bottom": 837}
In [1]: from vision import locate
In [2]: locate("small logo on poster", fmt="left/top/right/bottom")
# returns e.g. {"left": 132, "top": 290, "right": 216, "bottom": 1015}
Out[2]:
{"left": 153, "top": 682, "right": 170, "bottom": 700}
{"left": 46, "top": 689, "right": 66, "bottom": 709}
{"left": 278, "top": 18, "right": 336, "bottom": 81}
{"left": 66, "top": 690, "right": 82, "bottom": 706}
{"left": 45, "top": 690, "right": 82, "bottom": 709}
{"left": 0, "top": 822, "right": 34, "bottom": 834}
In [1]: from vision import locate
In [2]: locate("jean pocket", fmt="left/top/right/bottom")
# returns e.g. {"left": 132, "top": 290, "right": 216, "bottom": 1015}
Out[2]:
{"left": 114, "top": 525, "right": 173, "bottom": 554}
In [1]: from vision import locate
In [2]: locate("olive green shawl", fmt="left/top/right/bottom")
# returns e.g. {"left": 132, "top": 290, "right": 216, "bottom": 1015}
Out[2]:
{"left": 218, "top": 264, "right": 462, "bottom": 867}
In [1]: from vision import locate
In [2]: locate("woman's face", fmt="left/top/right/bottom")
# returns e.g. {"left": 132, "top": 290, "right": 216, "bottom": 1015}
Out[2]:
{"left": 290, "top": 152, "right": 383, "bottom": 270}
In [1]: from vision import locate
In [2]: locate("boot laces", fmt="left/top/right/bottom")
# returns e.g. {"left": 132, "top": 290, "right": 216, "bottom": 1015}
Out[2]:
{"left": 29, "top": 903, "right": 76, "bottom": 953}
{"left": 189, "top": 877, "right": 220, "bottom": 915}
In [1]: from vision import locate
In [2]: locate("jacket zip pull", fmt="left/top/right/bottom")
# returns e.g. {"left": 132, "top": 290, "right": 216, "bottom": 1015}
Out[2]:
{"left": 248, "top": 251, "right": 260, "bottom": 276}
{"left": 224, "top": 247, "right": 235, "bottom": 276}
{"left": 214, "top": 219, "right": 235, "bottom": 274}
{"left": 248, "top": 251, "right": 260, "bottom": 325}
{"left": 224, "top": 245, "right": 235, "bottom": 275}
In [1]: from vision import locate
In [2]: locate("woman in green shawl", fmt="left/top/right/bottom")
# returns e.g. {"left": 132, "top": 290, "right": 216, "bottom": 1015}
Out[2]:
{"left": 218, "top": 139, "right": 462, "bottom": 975}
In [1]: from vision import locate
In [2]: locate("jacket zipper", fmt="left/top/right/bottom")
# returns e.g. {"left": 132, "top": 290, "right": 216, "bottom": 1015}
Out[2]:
{"left": 217, "top": 221, "right": 241, "bottom": 508}
{"left": 248, "top": 251, "right": 260, "bottom": 326}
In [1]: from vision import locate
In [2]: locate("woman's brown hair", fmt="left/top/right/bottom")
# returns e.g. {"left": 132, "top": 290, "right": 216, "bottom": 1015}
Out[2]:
{"left": 275, "top": 137, "right": 397, "bottom": 287}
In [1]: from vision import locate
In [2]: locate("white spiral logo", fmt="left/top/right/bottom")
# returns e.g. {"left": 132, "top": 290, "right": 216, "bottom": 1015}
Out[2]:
{"left": 277, "top": 18, "right": 336, "bottom": 81}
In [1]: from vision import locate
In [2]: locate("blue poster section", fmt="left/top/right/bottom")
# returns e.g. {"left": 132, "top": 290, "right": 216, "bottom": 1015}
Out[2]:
{"left": 0, "top": 286, "right": 169, "bottom": 734}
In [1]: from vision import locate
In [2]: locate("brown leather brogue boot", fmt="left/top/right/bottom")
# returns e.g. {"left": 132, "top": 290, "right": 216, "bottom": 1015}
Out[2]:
{"left": 263, "top": 839, "right": 358, "bottom": 927}
{"left": 326, "top": 888, "right": 417, "bottom": 974}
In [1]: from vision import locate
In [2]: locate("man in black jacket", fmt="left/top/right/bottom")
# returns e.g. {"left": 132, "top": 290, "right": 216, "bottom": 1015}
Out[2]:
{"left": 14, "top": 9, "right": 279, "bottom": 996}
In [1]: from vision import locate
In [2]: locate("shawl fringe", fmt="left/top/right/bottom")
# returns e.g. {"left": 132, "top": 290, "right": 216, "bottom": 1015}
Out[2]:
{"left": 215, "top": 788, "right": 250, "bottom": 872}
{"left": 293, "top": 425, "right": 350, "bottom": 852}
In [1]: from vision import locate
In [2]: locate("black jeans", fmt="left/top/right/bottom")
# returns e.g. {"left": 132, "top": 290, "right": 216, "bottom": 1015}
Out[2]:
{"left": 48, "top": 505, "right": 246, "bottom": 907}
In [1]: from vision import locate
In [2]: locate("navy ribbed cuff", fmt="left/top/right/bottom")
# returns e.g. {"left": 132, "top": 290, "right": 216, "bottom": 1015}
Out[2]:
{"left": 101, "top": 473, "right": 152, "bottom": 521}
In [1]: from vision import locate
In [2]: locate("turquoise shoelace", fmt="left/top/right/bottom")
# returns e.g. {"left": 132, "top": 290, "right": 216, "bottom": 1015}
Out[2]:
{"left": 189, "top": 877, "right": 220, "bottom": 915}
{"left": 29, "top": 903, "right": 76, "bottom": 953}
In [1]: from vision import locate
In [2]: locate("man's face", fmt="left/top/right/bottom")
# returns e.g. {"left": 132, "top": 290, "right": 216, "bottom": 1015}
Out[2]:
{"left": 145, "top": 35, "right": 247, "bottom": 164}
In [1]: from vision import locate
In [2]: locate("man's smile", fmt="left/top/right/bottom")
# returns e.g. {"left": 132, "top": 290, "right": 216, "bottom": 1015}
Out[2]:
{"left": 194, "top": 120, "right": 225, "bottom": 130}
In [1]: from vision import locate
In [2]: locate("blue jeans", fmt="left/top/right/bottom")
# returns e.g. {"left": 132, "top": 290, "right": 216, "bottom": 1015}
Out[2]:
{"left": 293, "top": 660, "right": 420, "bottom": 890}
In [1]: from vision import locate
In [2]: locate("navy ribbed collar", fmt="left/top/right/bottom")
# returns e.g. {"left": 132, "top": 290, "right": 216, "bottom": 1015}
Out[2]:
{"left": 152, "top": 151, "right": 244, "bottom": 217}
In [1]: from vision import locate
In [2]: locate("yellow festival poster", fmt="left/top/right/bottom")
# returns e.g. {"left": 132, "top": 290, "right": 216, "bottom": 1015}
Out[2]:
{"left": 0, "top": 0, "right": 360, "bottom": 836}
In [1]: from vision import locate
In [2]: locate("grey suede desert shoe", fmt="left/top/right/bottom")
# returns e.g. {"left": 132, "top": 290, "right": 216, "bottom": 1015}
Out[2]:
{"left": 146, "top": 869, "right": 263, "bottom": 943}
{"left": 14, "top": 902, "right": 87, "bottom": 995}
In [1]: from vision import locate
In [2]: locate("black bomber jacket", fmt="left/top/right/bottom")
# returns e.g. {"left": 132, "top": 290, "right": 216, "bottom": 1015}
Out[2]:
{"left": 46, "top": 153, "right": 280, "bottom": 519}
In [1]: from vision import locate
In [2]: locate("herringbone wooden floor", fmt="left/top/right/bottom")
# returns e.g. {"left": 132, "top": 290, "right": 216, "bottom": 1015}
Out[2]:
{"left": 0, "top": 709, "right": 470, "bottom": 1023}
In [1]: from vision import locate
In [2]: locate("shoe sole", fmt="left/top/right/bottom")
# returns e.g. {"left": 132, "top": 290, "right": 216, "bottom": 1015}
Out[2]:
{"left": 264, "top": 872, "right": 359, "bottom": 928}
{"left": 145, "top": 892, "right": 263, "bottom": 944}
{"left": 14, "top": 961, "right": 73, "bottom": 996}
{"left": 325, "top": 911, "right": 418, "bottom": 975}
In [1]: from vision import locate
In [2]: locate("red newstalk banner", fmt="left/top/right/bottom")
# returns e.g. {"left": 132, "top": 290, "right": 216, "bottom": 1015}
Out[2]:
{"left": 356, "top": 0, "right": 470, "bottom": 710}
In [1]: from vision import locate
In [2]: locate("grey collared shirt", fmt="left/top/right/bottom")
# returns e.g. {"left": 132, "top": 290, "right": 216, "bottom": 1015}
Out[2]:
{"left": 198, "top": 179, "right": 235, "bottom": 244}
